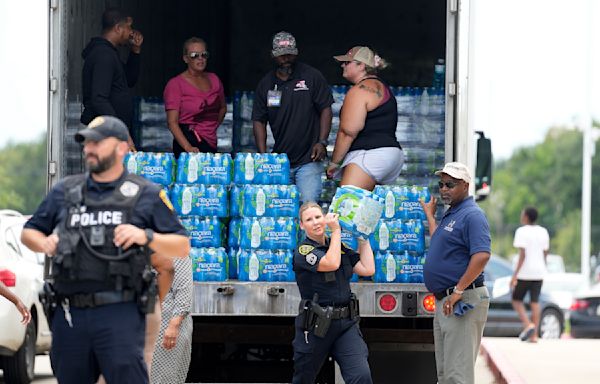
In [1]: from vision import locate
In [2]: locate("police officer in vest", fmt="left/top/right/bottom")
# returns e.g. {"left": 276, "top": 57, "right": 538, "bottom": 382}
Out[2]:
{"left": 21, "top": 116, "right": 190, "bottom": 384}
{"left": 292, "top": 202, "right": 375, "bottom": 384}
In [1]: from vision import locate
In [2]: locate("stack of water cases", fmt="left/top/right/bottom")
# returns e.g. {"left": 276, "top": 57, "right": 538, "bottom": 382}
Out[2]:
{"left": 132, "top": 97, "right": 173, "bottom": 152}
{"left": 131, "top": 97, "right": 234, "bottom": 153}
{"left": 369, "top": 185, "right": 431, "bottom": 283}
{"left": 125, "top": 151, "right": 176, "bottom": 188}
{"left": 232, "top": 91, "right": 275, "bottom": 152}
{"left": 395, "top": 86, "right": 445, "bottom": 187}
{"left": 230, "top": 153, "right": 299, "bottom": 282}
{"left": 172, "top": 153, "right": 232, "bottom": 282}
{"left": 65, "top": 101, "right": 85, "bottom": 175}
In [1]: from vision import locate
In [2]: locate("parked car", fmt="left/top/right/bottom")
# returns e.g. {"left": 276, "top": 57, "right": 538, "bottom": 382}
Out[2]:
{"left": 511, "top": 253, "right": 566, "bottom": 274}
{"left": 569, "top": 283, "right": 600, "bottom": 338}
{"left": 542, "top": 273, "right": 586, "bottom": 312}
{"left": 484, "top": 255, "right": 565, "bottom": 339}
{"left": 0, "top": 210, "right": 51, "bottom": 383}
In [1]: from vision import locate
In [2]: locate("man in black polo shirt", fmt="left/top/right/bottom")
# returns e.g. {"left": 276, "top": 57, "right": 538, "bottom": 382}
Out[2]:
{"left": 252, "top": 31, "right": 333, "bottom": 204}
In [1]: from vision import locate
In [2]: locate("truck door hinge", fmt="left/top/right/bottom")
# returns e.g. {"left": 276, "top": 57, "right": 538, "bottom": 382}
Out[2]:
{"left": 50, "top": 0, "right": 58, "bottom": 10}
{"left": 448, "top": 83, "right": 457, "bottom": 96}
{"left": 49, "top": 161, "right": 57, "bottom": 176}
{"left": 50, "top": 77, "right": 58, "bottom": 93}
{"left": 449, "top": 0, "right": 458, "bottom": 13}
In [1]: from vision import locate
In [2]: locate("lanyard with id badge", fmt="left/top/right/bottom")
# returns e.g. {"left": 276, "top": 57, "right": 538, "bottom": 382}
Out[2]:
{"left": 267, "top": 85, "right": 282, "bottom": 107}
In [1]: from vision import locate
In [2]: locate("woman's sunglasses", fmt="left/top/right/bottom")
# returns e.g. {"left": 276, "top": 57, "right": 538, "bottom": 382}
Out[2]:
{"left": 189, "top": 51, "right": 210, "bottom": 59}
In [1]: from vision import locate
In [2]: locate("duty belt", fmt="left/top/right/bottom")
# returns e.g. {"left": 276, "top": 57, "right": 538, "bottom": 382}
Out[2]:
{"left": 329, "top": 306, "right": 351, "bottom": 319}
{"left": 59, "top": 290, "right": 136, "bottom": 308}
{"left": 433, "top": 281, "right": 485, "bottom": 301}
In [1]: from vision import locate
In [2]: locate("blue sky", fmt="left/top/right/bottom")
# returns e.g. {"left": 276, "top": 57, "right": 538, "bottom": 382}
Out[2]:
{"left": 1, "top": 1, "right": 599, "bottom": 161}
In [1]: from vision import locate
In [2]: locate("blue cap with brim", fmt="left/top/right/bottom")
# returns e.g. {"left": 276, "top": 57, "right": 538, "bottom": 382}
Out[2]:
{"left": 75, "top": 115, "right": 129, "bottom": 143}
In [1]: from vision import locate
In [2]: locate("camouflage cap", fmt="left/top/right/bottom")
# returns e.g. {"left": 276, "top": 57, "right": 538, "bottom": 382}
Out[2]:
{"left": 272, "top": 31, "right": 298, "bottom": 57}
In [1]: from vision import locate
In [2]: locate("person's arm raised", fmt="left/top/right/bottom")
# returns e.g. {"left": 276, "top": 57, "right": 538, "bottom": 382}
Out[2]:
{"left": 317, "top": 213, "right": 342, "bottom": 272}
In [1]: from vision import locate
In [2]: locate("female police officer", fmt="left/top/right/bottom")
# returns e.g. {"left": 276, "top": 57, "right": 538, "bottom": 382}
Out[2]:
{"left": 292, "top": 202, "right": 375, "bottom": 384}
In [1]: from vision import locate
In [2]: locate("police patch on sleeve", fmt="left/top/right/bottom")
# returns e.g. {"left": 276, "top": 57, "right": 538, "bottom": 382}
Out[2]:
{"left": 298, "top": 244, "right": 315, "bottom": 255}
{"left": 305, "top": 253, "right": 318, "bottom": 266}
{"left": 159, "top": 189, "right": 174, "bottom": 211}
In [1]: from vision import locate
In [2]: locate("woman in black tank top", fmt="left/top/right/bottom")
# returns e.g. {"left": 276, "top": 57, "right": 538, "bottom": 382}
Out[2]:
{"left": 327, "top": 46, "right": 403, "bottom": 191}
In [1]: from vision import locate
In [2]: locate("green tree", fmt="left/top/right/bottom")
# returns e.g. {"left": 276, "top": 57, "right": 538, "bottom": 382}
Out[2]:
{"left": 0, "top": 135, "right": 47, "bottom": 214}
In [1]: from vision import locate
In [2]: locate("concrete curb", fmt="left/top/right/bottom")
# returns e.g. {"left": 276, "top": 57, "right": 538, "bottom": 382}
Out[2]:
{"left": 480, "top": 339, "right": 527, "bottom": 384}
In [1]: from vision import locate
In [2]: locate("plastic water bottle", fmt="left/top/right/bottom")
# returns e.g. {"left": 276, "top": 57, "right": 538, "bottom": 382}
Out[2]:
{"left": 385, "top": 190, "right": 395, "bottom": 218}
{"left": 256, "top": 187, "right": 266, "bottom": 216}
{"left": 126, "top": 153, "right": 138, "bottom": 174}
{"left": 397, "top": 251, "right": 410, "bottom": 283}
{"left": 228, "top": 218, "right": 241, "bottom": 248}
{"left": 244, "top": 153, "right": 254, "bottom": 182}
{"left": 182, "top": 187, "right": 193, "bottom": 215}
{"left": 433, "top": 59, "right": 445, "bottom": 88}
{"left": 240, "top": 92, "right": 249, "bottom": 121}
{"left": 249, "top": 251, "right": 259, "bottom": 281}
{"left": 251, "top": 218, "right": 262, "bottom": 248}
{"left": 386, "top": 251, "right": 397, "bottom": 282}
{"left": 419, "top": 88, "right": 431, "bottom": 116}
{"left": 379, "top": 222, "right": 390, "bottom": 251}
{"left": 230, "top": 185, "right": 241, "bottom": 217}
{"left": 187, "top": 154, "right": 199, "bottom": 183}
{"left": 373, "top": 252, "right": 385, "bottom": 282}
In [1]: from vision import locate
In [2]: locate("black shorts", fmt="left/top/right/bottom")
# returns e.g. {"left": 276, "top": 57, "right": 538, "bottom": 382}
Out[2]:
{"left": 512, "top": 279, "right": 543, "bottom": 302}
{"left": 173, "top": 123, "right": 217, "bottom": 159}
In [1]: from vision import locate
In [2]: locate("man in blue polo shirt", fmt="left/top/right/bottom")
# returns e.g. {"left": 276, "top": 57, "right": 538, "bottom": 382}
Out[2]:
{"left": 420, "top": 162, "right": 491, "bottom": 384}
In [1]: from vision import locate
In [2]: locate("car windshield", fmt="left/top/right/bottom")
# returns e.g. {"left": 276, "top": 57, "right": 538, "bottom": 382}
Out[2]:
{"left": 485, "top": 256, "right": 513, "bottom": 282}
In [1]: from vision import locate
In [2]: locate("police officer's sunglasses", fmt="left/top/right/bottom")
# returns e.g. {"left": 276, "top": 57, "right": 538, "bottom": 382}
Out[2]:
{"left": 438, "top": 181, "right": 461, "bottom": 189}
{"left": 189, "top": 51, "right": 210, "bottom": 59}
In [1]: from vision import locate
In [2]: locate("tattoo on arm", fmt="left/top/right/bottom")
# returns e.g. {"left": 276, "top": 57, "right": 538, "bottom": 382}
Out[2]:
{"left": 358, "top": 83, "right": 382, "bottom": 98}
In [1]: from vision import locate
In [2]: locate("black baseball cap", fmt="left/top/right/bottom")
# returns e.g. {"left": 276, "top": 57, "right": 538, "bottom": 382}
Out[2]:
{"left": 75, "top": 115, "right": 129, "bottom": 143}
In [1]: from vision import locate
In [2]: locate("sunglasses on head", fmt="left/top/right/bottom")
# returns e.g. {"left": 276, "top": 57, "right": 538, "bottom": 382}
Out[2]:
{"left": 438, "top": 180, "right": 461, "bottom": 189}
{"left": 189, "top": 51, "right": 210, "bottom": 59}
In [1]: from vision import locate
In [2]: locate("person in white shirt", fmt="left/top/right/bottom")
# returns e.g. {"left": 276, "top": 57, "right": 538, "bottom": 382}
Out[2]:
{"left": 511, "top": 206, "right": 549, "bottom": 343}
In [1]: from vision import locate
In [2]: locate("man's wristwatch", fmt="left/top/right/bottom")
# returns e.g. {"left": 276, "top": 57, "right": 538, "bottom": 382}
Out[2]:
{"left": 144, "top": 229, "right": 155, "bottom": 246}
{"left": 319, "top": 139, "right": 328, "bottom": 147}
{"left": 453, "top": 286, "right": 464, "bottom": 295}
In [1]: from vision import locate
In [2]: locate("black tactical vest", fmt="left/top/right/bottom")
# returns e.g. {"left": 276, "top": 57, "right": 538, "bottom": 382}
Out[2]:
{"left": 52, "top": 173, "right": 152, "bottom": 295}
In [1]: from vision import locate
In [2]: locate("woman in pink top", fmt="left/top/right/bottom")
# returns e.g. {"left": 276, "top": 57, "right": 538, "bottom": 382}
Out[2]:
{"left": 164, "top": 37, "right": 226, "bottom": 158}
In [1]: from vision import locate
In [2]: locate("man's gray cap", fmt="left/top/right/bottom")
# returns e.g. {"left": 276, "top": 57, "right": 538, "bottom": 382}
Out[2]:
{"left": 74, "top": 115, "right": 130, "bottom": 143}
{"left": 272, "top": 31, "right": 298, "bottom": 57}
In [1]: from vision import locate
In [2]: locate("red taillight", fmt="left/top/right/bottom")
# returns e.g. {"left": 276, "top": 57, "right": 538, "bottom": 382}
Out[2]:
{"left": 423, "top": 294, "right": 436, "bottom": 312}
{"left": 378, "top": 293, "right": 398, "bottom": 312}
{"left": 0, "top": 269, "right": 16, "bottom": 287}
{"left": 570, "top": 299, "right": 590, "bottom": 311}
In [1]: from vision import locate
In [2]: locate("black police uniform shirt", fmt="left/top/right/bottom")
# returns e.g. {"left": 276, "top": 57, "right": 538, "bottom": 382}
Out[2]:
{"left": 252, "top": 62, "right": 334, "bottom": 168}
{"left": 293, "top": 236, "right": 360, "bottom": 307}
{"left": 24, "top": 170, "right": 187, "bottom": 294}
